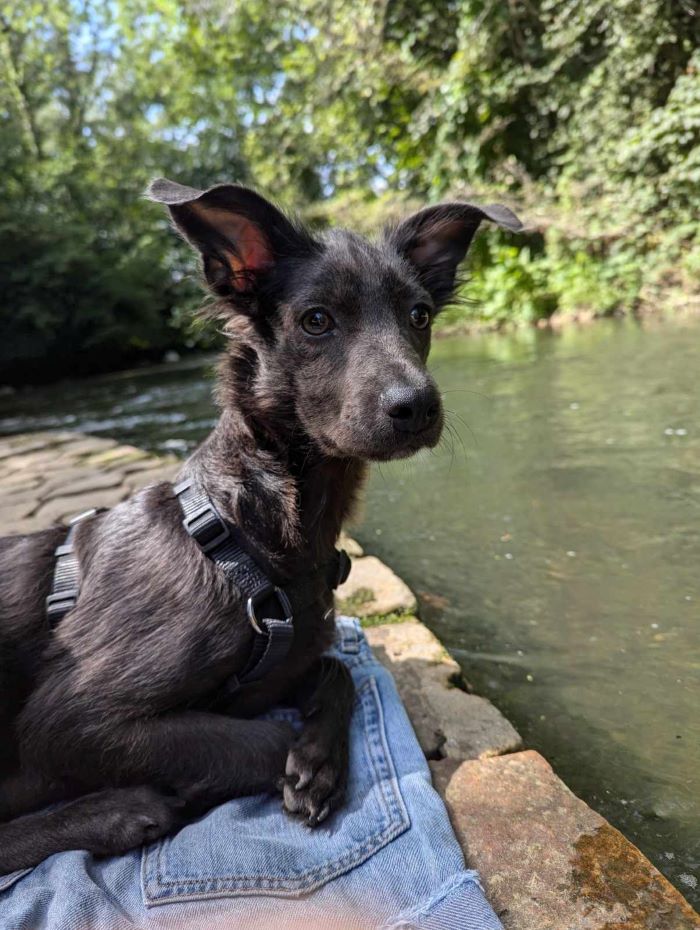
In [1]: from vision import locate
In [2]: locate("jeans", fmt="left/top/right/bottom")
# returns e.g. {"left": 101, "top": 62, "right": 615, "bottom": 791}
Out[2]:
{"left": 0, "top": 617, "right": 503, "bottom": 929}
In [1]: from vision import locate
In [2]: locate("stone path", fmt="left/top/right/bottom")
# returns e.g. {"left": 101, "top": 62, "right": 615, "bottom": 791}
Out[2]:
{"left": 0, "top": 431, "right": 178, "bottom": 535}
{"left": 1, "top": 429, "right": 698, "bottom": 929}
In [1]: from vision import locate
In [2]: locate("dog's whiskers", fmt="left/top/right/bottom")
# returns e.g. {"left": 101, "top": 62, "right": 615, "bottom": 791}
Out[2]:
{"left": 440, "top": 387, "right": 491, "bottom": 401}
{"left": 441, "top": 416, "right": 469, "bottom": 467}
{"left": 443, "top": 408, "right": 477, "bottom": 451}
{"left": 442, "top": 422, "right": 459, "bottom": 473}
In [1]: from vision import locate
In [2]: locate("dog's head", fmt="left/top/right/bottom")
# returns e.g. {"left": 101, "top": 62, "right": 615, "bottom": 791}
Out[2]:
{"left": 148, "top": 179, "right": 521, "bottom": 462}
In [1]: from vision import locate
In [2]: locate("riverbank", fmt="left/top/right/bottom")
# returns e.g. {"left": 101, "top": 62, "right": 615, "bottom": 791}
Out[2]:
{"left": 4, "top": 291, "right": 700, "bottom": 392}
{"left": 433, "top": 296, "right": 700, "bottom": 339}
{"left": 5, "top": 304, "right": 700, "bottom": 394}
{"left": 308, "top": 188, "right": 700, "bottom": 337}
{"left": 1, "top": 428, "right": 697, "bottom": 928}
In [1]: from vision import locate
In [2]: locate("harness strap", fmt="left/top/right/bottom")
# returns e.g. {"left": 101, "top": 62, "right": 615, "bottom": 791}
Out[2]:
{"left": 46, "top": 508, "right": 102, "bottom": 629}
{"left": 43, "top": 484, "right": 351, "bottom": 695}
{"left": 174, "top": 479, "right": 350, "bottom": 690}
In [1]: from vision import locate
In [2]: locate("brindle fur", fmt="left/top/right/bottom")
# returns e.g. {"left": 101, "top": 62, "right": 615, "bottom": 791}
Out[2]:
{"left": 0, "top": 180, "right": 520, "bottom": 871}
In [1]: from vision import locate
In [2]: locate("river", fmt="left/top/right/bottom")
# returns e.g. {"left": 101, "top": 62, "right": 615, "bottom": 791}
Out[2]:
{"left": 2, "top": 317, "right": 698, "bottom": 904}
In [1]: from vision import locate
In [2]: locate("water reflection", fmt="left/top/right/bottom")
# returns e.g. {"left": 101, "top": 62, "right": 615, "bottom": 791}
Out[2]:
{"left": 361, "top": 320, "right": 700, "bottom": 904}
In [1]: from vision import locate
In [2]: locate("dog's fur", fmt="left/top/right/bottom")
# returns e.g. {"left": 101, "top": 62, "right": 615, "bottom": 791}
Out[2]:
{"left": 0, "top": 180, "right": 520, "bottom": 872}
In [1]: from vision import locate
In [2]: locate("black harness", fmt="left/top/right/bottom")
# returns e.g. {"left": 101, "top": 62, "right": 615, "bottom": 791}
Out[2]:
{"left": 46, "top": 482, "right": 351, "bottom": 690}
{"left": 45, "top": 507, "right": 104, "bottom": 627}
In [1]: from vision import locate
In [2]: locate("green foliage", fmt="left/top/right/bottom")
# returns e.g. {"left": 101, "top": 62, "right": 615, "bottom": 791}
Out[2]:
{"left": 1, "top": 0, "right": 698, "bottom": 381}
{"left": 0, "top": 0, "right": 246, "bottom": 380}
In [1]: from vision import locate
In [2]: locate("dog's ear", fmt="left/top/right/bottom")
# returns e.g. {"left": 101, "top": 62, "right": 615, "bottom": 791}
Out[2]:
{"left": 146, "top": 178, "right": 314, "bottom": 304}
{"left": 386, "top": 202, "right": 523, "bottom": 307}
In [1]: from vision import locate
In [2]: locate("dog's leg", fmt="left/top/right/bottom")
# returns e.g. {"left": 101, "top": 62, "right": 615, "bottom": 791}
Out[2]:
{"left": 281, "top": 656, "right": 355, "bottom": 826}
{"left": 0, "top": 786, "right": 183, "bottom": 873}
{"left": 22, "top": 711, "right": 294, "bottom": 813}
{"left": 0, "top": 768, "right": 75, "bottom": 822}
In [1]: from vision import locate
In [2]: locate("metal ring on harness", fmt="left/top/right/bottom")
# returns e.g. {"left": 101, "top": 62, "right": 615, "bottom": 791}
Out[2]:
{"left": 247, "top": 585, "right": 293, "bottom": 635}
{"left": 173, "top": 477, "right": 350, "bottom": 691}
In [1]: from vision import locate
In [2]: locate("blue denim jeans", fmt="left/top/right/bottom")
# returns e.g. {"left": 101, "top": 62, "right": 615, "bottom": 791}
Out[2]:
{"left": 0, "top": 617, "right": 503, "bottom": 930}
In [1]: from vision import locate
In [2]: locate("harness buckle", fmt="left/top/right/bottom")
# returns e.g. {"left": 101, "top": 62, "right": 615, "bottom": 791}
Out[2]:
{"left": 182, "top": 502, "right": 230, "bottom": 553}
{"left": 46, "top": 589, "right": 79, "bottom": 622}
{"left": 336, "top": 549, "right": 351, "bottom": 587}
{"left": 246, "top": 586, "right": 293, "bottom": 635}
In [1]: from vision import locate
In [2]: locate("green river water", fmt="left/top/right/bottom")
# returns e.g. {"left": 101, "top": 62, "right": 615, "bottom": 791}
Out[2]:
{"left": 2, "top": 318, "right": 698, "bottom": 905}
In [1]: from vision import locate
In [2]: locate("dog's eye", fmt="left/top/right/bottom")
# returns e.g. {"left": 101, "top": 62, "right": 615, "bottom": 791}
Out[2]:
{"left": 301, "top": 309, "right": 334, "bottom": 336}
{"left": 409, "top": 304, "right": 431, "bottom": 330}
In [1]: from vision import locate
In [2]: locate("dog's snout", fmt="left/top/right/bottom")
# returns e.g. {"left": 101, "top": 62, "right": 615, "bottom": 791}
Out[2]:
{"left": 382, "top": 384, "right": 440, "bottom": 434}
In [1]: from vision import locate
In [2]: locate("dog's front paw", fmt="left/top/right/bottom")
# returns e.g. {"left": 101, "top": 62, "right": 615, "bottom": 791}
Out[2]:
{"left": 86, "top": 787, "right": 186, "bottom": 855}
{"left": 281, "top": 727, "right": 348, "bottom": 827}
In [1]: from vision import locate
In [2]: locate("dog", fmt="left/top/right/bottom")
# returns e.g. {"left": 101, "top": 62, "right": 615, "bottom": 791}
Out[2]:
{"left": 0, "top": 179, "right": 521, "bottom": 872}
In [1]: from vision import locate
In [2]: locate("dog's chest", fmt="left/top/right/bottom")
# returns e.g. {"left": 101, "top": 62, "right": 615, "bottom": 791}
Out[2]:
{"left": 208, "top": 604, "right": 336, "bottom": 717}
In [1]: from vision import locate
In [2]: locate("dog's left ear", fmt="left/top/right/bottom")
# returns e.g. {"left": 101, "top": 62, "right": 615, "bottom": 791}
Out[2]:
{"left": 146, "top": 178, "right": 314, "bottom": 305}
{"left": 386, "top": 202, "right": 523, "bottom": 307}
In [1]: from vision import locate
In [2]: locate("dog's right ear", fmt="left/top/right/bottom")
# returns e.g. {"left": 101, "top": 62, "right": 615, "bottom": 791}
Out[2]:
{"left": 146, "top": 178, "right": 315, "bottom": 306}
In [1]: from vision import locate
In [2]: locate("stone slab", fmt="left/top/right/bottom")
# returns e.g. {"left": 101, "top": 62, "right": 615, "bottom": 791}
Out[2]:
{"left": 4, "top": 515, "right": 60, "bottom": 536}
{"left": 40, "top": 469, "right": 125, "bottom": 499}
{"left": 338, "top": 531, "right": 364, "bottom": 558}
{"left": 0, "top": 472, "right": 42, "bottom": 490}
{"left": 53, "top": 436, "right": 119, "bottom": 457}
{"left": 431, "top": 751, "right": 700, "bottom": 930}
{"left": 118, "top": 456, "right": 177, "bottom": 475}
{"left": 0, "top": 438, "right": 116, "bottom": 472}
{"left": 39, "top": 465, "right": 121, "bottom": 494}
{"left": 0, "top": 431, "right": 79, "bottom": 461}
{"left": 367, "top": 618, "right": 521, "bottom": 760}
{"left": 0, "top": 498, "right": 37, "bottom": 524}
{"left": 336, "top": 554, "right": 416, "bottom": 617}
{"left": 0, "top": 432, "right": 179, "bottom": 533}
{"left": 32, "top": 487, "right": 130, "bottom": 526}
{"left": 83, "top": 445, "right": 151, "bottom": 468}
{"left": 123, "top": 463, "right": 178, "bottom": 491}
{"left": 0, "top": 486, "right": 46, "bottom": 507}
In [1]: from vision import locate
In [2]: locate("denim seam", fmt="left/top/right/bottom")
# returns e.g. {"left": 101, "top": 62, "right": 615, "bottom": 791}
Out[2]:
{"left": 146, "top": 819, "right": 405, "bottom": 896}
{"left": 364, "top": 676, "right": 408, "bottom": 827}
{"left": 143, "top": 676, "right": 410, "bottom": 903}
{"left": 0, "top": 869, "right": 32, "bottom": 894}
{"left": 379, "top": 870, "right": 484, "bottom": 929}
{"left": 148, "top": 825, "right": 402, "bottom": 890}
{"left": 330, "top": 651, "right": 373, "bottom": 670}
{"left": 361, "top": 686, "right": 393, "bottom": 837}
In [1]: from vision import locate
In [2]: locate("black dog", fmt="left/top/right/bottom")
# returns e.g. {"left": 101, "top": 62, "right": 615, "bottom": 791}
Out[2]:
{"left": 0, "top": 179, "right": 521, "bottom": 872}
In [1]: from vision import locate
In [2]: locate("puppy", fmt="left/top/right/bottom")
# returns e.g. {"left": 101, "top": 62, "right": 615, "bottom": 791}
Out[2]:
{"left": 0, "top": 180, "right": 521, "bottom": 871}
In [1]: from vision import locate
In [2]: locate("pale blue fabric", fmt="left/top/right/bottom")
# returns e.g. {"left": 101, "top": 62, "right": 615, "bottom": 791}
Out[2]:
{"left": 0, "top": 617, "right": 503, "bottom": 930}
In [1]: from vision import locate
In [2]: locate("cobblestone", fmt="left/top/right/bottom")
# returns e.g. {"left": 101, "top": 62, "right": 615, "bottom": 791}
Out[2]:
{"left": 1, "top": 430, "right": 177, "bottom": 535}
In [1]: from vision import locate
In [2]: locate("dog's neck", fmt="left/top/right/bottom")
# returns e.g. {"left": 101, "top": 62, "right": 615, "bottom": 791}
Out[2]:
{"left": 186, "top": 406, "right": 367, "bottom": 574}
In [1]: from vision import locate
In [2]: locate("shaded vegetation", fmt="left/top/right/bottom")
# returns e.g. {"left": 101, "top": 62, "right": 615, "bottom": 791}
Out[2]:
{"left": 1, "top": 0, "right": 698, "bottom": 382}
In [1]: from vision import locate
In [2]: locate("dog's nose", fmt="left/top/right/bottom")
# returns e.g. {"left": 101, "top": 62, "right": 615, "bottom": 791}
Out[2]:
{"left": 382, "top": 384, "right": 440, "bottom": 434}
